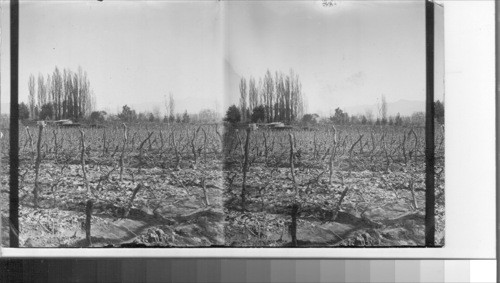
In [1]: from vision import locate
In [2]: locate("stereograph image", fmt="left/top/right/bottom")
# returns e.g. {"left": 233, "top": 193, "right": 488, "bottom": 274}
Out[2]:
{"left": 0, "top": 0, "right": 444, "bottom": 248}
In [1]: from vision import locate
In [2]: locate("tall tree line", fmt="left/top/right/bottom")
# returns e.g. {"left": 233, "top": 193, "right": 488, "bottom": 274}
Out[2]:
{"left": 163, "top": 92, "right": 176, "bottom": 122}
{"left": 27, "top": 66, "right": 95, "bottom": 121}
{"left": 239, "top": 69, "right": 304, "bottom": 123}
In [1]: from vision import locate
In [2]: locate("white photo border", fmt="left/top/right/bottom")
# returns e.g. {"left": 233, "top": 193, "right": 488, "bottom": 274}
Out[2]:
{"left": 1, "top": 0, "right": 496, "bottom": 259}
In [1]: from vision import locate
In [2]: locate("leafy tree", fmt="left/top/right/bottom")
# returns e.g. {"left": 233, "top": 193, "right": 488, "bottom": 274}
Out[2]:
{"left": 240, "top": 69, "right": 303, "bottom": 123}
{"left": 350, "top": 115, "right": 360, "bottom": 124}
{"left": 434, "top": 100, "right": 444, "bottom": 124}
{"left": 248, "top": 77, "right": 259, "bottom": 114}
{"left": 361, "top": 115, "right": 368, "bottom": 125}
{"left": 378, "top": 94, "right": 388, "bottom": 122}
{"left": 365, "top": 109, "right": 374, "bottom": 124}
{"left": 224, "top": 105, "right": 241, "bottom": 124}
{"left": 39, "top": 103, "right": 54, "bottom": 120}
{"left": 410, "top": 112, "right": 425, "bottom": 125}
{"left": 239, "top": 78, "right": 248, "bottom": 122}
{"left": 37, "top": 73, "right": 47, "bottom": 109}
{"left": 28, "top": 66, "right": 95, "bottom": 121}
{"left": 169, "top": 93, "right": 175, "bottom": 121}
{"left": 118, "top": 105, "right": 137, "bottom": 122}
{"left": 182, "top": 111, "right": 190, "bottom": 123}
{"left": 89, "top": 111, "right": 106, "bottom": 123}
{"left": 394, "top": 113, "right": 403, "bottom": 126}
{"left": 137, "top": 113, "right": 147, "bottom": 121}
{"left": 301, "top": 113, "right": 318, "bottom": 125}
{"left": 19, "top": 102, "right": 30, "bottom": 120}
{"left": 245, "top": 109, "right": 251, "bottom": 122}
{"left": 330, "top": 108, "right": 349, "bottom": 124}
{"left": 198, "top": 109, "right": 220, "bottom": 123}
{"left": 176, "top": 114, "right": 182, "bottom": 123}
{"left": 263, "top": 70, "right": 275, "bottom": 122}
{"left": 251, "top": 105, "right": 266, "bottom": 123}
{"left": 148, "top": 113, "right": 156, "bottom": 122}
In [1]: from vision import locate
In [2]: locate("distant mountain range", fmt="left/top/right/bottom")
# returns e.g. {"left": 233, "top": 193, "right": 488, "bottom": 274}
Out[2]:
{"left": 343, "top": 99, "right": 425, "bottom": 117}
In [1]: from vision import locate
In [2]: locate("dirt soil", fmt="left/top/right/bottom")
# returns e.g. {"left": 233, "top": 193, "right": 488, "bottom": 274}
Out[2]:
{"left": 2, "top": 160, "right": 226, "bottom": 248}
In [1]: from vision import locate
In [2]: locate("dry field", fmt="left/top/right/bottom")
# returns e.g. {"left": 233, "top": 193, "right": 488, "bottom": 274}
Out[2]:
{"left": 0, "top": 122, "right": 444, "bottom": 247}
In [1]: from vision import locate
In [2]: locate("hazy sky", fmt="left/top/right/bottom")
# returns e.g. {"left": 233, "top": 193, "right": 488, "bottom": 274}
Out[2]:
{"left": 226, "top": 1, "right": 443, "bottom": 116}
{"left": 3, "top": 1, "right": 223, "bottom": 115}
{"left": 1, "top": 0, "right": 443, "bottom": 116}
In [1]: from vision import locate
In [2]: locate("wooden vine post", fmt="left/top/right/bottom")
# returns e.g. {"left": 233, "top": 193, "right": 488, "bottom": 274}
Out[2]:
{"left": 25, "top": 126, "right": 34, "bottom": 160}
{"left": 85, "top": 199, "right": 93, "bottom": 247}
{"left": 33, "top": 122, "right": 45, "bottom": 208}
{"left": 53, "top": 128, "right": 58, "bottom": 161}
{"left": 138, "top": 131, "right": 153, "bottom": 160}
{"left": 190, "top": 127, "right": 201, "bottom": 168}
{"left": 313, "top": 131, "right": 318, "bottom": 159}
{"left": 328, "top": 125, "right": 337, "bottom": 185}
{"left": 262, "top": 131, "right": 268, "bottom": 164}
{"left": 102, "top": 127, "right": 107, "bottom": 156}
{"left": 409, "top": 128, "right": 418, "bottom": 163}
{"left": 240, "top": 127, "right": 251, "bottom": 211}
{"left": 332, "top": 175, "right": 349, "bottom": 222}
{"left": 119, "top": 123, "right": 128, "bottom": 181}
{"left": 123, "top": 183, "right": 143, "bottom": 218}
{"left": 202, "top": 127, "right": 208, "bottom": 163}
{"left": 402, "top": 132, "right": 407, "bottom": 165}
{"left": 370, "top": 130, "right": 376, "bottom": 160}
{"left": 201, "top": 177, "right": 210, "bottom": 207}
{"left": 288, "top": 132, "right": 299, "bottom": 246}
{"left": 159, "top": 130, "right": 164, "bottom": 152}
{"left": 172, "top": 132, "right": 181, "bottom": 170}
{"left": 289, "top": 133, "right": 297, "bottom": 194}
{"left": 79, "top": 129, "right": 90, "bottom": 194}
